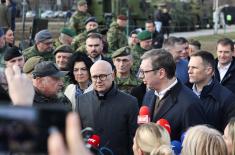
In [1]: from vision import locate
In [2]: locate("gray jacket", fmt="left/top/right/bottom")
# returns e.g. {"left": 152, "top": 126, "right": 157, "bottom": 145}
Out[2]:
{"left": 76, "top": 84, "right": 138, "bottom": 155}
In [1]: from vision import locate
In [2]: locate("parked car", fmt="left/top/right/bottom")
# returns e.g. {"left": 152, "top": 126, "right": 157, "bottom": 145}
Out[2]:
{"left": 26, "top": 10, "right": 36, "bottom": 18}
{"left": 41, "top": 10, "right": 56, "bottom": 18}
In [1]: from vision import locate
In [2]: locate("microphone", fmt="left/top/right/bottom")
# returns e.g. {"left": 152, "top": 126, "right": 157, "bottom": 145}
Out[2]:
{"left": 180, "top": 132, "right": 186, "bottom": 143}
{"left": 81, "top": 127, "right": 95, "bottom": 143}
{"left": 86, "top": 134, "right": 101, "bottom": 155}
{"left": 137, "top": 106, "right": 150, "bottom": 124}
{"left": 87, "top": 134, "right": 100, "bottom": 148}
{"left": 171, "top": 140, "right": 182, "bottom": 155}
{"left": 156, "top": 118, "right": 171, "bottom": 135}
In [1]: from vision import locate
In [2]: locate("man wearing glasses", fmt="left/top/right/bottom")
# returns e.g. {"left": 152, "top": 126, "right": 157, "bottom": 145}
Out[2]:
{"left": 140, "top": 49, "right": 205, "bottom": 141}
{"left": 76, "top": 60, "right": 138, "bottom": 155}
{"left": 23, "top": 29, "right": 54, "bottom": 61}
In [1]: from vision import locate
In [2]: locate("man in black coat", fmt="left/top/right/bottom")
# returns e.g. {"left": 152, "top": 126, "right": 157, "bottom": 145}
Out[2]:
{"left": 188, "top": 51, "right": 235, "bottom": 132}
{"left": 214, "top": 38, "right": 235, "bottom": 94}
{"left": 139, "top": 49, "right": 205, "bottom": 140}
{"left": 76, "top": 60, "right": 138, "bottom": 155}
{"left": 145, "top": 20, "right": 164, "bottom": 49}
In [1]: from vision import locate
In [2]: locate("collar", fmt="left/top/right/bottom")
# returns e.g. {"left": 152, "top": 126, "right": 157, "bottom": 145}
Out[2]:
{"left": 217, "top": 62, "right": 231, "bottom": 70}
{"left": 90, "top": 55, "right": 102, "bottom": 62}
{"left": 95, "top": 82, "right": 117, "bottom": 100}
{"left": 154, "top": 79, "right": 178, "bottom": 100}
{"left": 192, "top": 79, "right": 213, "bottom": 98}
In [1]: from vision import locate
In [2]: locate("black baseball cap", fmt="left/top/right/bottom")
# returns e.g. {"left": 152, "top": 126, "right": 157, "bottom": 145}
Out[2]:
{"left": 32, "top": 61, "right": 68, "bottom": 78}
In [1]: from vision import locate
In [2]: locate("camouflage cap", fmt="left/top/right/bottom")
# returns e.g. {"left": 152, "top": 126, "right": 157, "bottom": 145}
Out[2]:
{"left": 112, "top": 46, "right": 131, "bottom": 58}
{"left": 137, "top": 30, "right": 152, "bottom": 41}
{"left": 60, "top": 27, "right": 76, "bottom": 37}
{"left": 77, "top": 0, "right": 87, "bottom": 5}
{"left": 32, "top": 61, "right": 68, "bottom": 78}
{"left": 23, "top": 56, "right": 44, "bottom": 74}
{"left": 53, "top": 45, "right": 74, "bottom": 55}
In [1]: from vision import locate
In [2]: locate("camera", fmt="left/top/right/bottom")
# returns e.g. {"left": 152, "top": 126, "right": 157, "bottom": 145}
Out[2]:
{"left": 0, "top": 105, "right": 67, "bottom": 154}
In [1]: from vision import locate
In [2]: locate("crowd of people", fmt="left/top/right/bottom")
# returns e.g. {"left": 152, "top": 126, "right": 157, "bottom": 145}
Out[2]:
{"left": 1, "top": 0, "right": 235, "bottom": 155}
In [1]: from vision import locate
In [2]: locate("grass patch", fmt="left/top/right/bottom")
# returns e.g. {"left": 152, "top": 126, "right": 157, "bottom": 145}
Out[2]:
{"left": 189, "top": 32, "right": 235, "bottom": 56}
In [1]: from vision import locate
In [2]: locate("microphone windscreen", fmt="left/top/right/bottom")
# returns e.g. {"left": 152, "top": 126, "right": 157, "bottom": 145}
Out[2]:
{"left": 139, "top": 106, "right": 149, "bottom": 115}
{"left": 181, "top": 132, "right": 186, "bottom": 143}
{"left": 156, "top": 118, "right": 171, "bottom": 134}
{"left": 87, "top": 134, "right": 100, "bottom": 148}
{"left": 171, "top": 140, "right": 182, "bottom": 155}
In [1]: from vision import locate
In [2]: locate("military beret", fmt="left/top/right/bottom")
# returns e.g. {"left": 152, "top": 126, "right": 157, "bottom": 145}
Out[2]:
{"left": 60, "top": 27, "right": 76, "bottom": 37}
{"left": 4, "top": 46, "right": 22, "bottom": 61}
{"left": 35, "top": 29, "right": 53, "bottom": 44}
{"left": 85, "top": 17, "right": 97, "bottom": 25}
{"left": 77, "top": 0, "right": 87, "bottom": 5}
{"left": 117, "top": 15, "right": 127, "bottom": 20}
{"left": 0, "top": 27, "right": 4, "bottom": 37}
{"left": 23, "top": 56, "right": 44, "bottom": 74}
{"left": 137, "top": 30, "right": 152, "bottom": 41}
{"left": 112, "top": 46, "right": 131, "bottom": 58}
{"left": 53, "top": 45, "right": 74, "bottom": 55}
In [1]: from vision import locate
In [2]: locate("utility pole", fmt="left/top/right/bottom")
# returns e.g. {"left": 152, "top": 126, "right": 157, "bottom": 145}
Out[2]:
{"left": 213, "top": 0, "right": 219, "bottom": 34}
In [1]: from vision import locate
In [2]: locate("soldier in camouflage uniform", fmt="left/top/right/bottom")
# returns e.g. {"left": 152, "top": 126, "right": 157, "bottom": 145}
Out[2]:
{"left": 23, "top": 29, "right": 54, "bottom": 61}
{"left": 107, "top": 15, "right": 128, "bottom": 54}
{"left": 112, "top": 46, "right": 141, "bottom": 94}
{"left": 53, "top": 27, "right": 76, "bottom": 49}
{"left": 72, "top": 16, "right": 98, "bottom": 52}
{"left": 69, "top": 0, "right": 91, "bottom": 35}
{"left": 132, "top": 30, "right": 153, "bottom": 73}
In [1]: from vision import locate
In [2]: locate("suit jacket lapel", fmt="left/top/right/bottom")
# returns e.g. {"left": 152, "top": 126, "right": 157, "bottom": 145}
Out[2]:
{"left": 154, "top": 95, "right": 175, "bottom": 121}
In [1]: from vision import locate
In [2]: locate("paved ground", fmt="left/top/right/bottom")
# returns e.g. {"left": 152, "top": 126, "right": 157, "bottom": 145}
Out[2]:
{"left": 170, "top": 25, "right": 235, "bottom": 38}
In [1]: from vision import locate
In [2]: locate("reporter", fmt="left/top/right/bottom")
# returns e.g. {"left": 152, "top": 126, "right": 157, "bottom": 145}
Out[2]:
{"left": 48, "top": 112, "right": 92, "bottom": 155}
{"left": 133, "top": 123, "right": 171, "bottom": 155}
{"left": 182, "top": 125, "right": 228, "bottom": 155}
{"left": 223, "top": 117, "right": 235, "bottom": 155}
{"left": 150, "top": 145, "right": 173, "bottom": 155}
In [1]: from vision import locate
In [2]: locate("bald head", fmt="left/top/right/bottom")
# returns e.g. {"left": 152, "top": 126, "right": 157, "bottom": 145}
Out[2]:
{"left": 90, "top": 60, "right": 112, "bottom": 74}
{"left": 90, "top": 60, "right": 114, "bottom": 94}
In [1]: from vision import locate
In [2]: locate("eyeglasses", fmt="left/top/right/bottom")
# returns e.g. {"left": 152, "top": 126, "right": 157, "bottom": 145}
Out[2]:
{"left": 91, "top": 73, "right": 112, "bottom": 81}
{"left": 139, "top": 68, "right": 160, "bottom": 77}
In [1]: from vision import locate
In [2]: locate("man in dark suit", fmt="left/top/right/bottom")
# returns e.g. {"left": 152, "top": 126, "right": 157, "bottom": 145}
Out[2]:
{"left": 77, "top": 60, "right": 138, "bottom": 155}
{"left": 214, "top": 38, "right": 235, "bottom": 94}
{"left": 85, "top": 33, "right": 114, "bottom": 68}
{"left": 139, "top": 49, "right": 205, "bottom": 140}
{"left": 188, "top": 51, "right": 235, "bottom": 132}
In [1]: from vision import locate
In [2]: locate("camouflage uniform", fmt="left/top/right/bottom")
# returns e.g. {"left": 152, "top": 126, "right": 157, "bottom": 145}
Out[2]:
{"left": 115, "top": 73, "right": 141, "bottom": 94}
{"left": 53, "top": 39, "right": 74, "bottom": 51}
{"left": 53, "top": 39, "right": 63, "bottom": 49}
{"left": 107, "top": 21, "right": 128, "bottom": 53}
{"left": 69, "top": 11, "right": 91, "bottom": 35}
{"left": 23, "top": 45, "right": 54, "bottom": 61}
{"left": 131, "top": 44, "right": 149, "bottom": 73}
{"left": 72, "top": 28, "right": 99, "bottom": 52}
